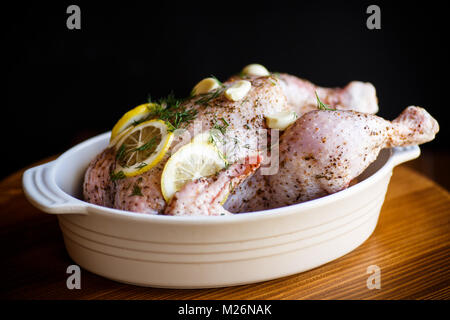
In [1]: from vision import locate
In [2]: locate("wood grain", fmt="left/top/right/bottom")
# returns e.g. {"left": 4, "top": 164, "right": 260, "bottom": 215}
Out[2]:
{"left": 0, "top": 157, "right": 449, "bottom": 300}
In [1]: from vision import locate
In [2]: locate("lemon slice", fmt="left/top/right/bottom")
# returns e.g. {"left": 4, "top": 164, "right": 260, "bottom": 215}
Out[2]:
{"left": 265, "top": 111, "right": 298, "bottom": 130}
{"left": 192, "top": 131, "right": 242, "bottom": 162}
{"left": 191, "top": 131, "right": 215, "bottom": 144}
{"left": 110, "top": 103, "right": 156, "bottom": 141}
{"left": 108, "top": 126, "right": 134, "bottom": 148}
{"left": 161, "top": 142, "right": 227, "bottom": 202}
{"left": 189, "top": 132, "right": 232, "bottom": 205}
{"left": 114, "top": 120, "right": 173, "bottom": 177}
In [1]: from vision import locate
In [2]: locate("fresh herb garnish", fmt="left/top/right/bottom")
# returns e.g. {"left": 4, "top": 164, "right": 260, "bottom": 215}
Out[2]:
{"left": 212, "top": 117, "right": 229, "bottom": 135}
{"left": 110, "top": 170, "right": 126, "bottom": 181}
{"left": 132, "top": 117, "right": 148, "bottom": 126}
{"left": 148, "top": 100, "right": 198, "bottom": 132}
{"left": 135, "top": 162, "right": 147, "bottom": 169}
{"left": 133, "top": 136, "right": 157, "bottom": 152}
{"left": 210, "top": 75, "right": 223, "bottom": 86}
{"left": 315, "top": 91, "right": 336, "bottom": 111}
{"left": 130, "top": 184, "right": 143, "bottom": 196}
{"left": 208, "top": 119, "right": 229, "bottom": 168}
{"left": 208, "top": 129, "right": 225, "bottom": 150}
{"left": 171, "top": 108, "right": 198, "bottom": 130}
{"left": 116, "top": 145, "right": 126, "bottom": 160}
{"left": 153, "top": 91, "right": 181, "bottom": 109}
{"left": 118, "top": 91, "right": 199, "bottom": 135}
{"left": 195, "top": 86, "right": 225, "bottom": 106}
{"left": 127, "top": 92, "right": 197, "bottom": 131}
{"left": 132, "top": 93, "right": 198, "bottom": 132}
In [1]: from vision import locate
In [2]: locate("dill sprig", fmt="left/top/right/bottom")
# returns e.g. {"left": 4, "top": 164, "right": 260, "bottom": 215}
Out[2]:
{"left": 208, "top": 117, "right": 231, "bottom": 169}
{"left": 315, "top": 91, "right": 336, "bottom": 111}
{"left": 116, "top": 145, "right": 126, "bottom": 160}
{"left": 171, "top": 108, "right": 198, "bottom": 129}
{"left": 195, "top": 87, "right": 225, "bottom": 106}
{"left": 212, "top": 117, "right": 229, "bottom": 135}
{"left": 135, "top": 162, "right": 147, "bottom": 169}
{"left": 210, "top": 75, "right": 223, "bottom": 86}
{"left": 138, "top": 93, "right": 198, "bottom": 131}
{"left": 157, "top": 92, "right": 180, "bottom": 108}
{"left": 110, "top": 170, "right": 126, "bottom": 181}
{"left": 133, "top": 136, "right": 157, "bottom": 152}
{"left": 130, "top": 184, "right": 143, "bottom": 196}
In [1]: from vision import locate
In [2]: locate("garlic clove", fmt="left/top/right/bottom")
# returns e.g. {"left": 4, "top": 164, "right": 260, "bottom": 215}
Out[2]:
{"left": 242, "top": 64, "right": 270, "bottom": 77}
{"left": 224, "top": 80, "right": 252, "bottom": 102}
{"left": 192, "top": 77, "right": 220, "bottom": 95}
{"left": 265, "top": 111, "right": 298, "bottom": 130}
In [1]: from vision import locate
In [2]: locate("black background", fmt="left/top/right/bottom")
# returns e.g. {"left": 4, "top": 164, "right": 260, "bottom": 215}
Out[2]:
{"left": 4, "top": 1, "right": 449, "bottom": 180}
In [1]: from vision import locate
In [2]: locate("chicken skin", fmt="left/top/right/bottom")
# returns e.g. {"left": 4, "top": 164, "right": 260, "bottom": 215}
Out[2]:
{"left": 82, "top": 148, "right": 116, "bottom": 207}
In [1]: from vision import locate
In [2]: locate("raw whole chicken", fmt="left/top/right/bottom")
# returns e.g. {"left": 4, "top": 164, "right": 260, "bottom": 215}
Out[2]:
{"left": 83, "top": 67, "right": 439, "bottom": 216}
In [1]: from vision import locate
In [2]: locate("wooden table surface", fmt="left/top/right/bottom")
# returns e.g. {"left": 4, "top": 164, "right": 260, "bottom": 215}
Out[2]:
{"left": 1, "top": 158, "right": 449, "bottom": 300}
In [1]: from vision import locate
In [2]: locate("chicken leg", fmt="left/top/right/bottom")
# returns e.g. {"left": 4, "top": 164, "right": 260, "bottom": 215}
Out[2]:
{"left": 265, "top": 106, "right": 439, "bottom": 208}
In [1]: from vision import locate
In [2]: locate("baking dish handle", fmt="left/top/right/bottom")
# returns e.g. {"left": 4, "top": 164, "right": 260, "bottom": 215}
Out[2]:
{"left": 22, "top": 161, "right": 88, "bottom": 215}
{"left": 390, "top": 145, "right": 421, "bottom": 167}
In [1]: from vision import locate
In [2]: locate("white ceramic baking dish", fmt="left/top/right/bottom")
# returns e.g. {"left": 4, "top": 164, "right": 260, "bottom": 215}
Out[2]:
{"left": 22, "top": 132, "right": 420, "bottom": 288}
